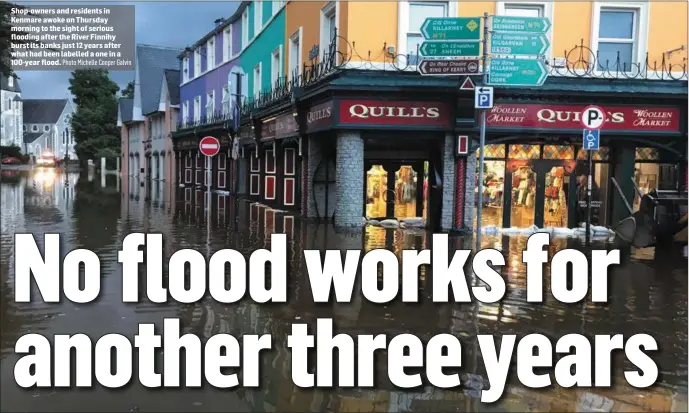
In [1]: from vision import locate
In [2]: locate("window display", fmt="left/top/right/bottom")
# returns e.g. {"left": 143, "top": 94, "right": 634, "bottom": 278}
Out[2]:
{"left": 474, "top": 160, "right": 505, "bottom": 228}
{"left": 510, "top": 166, "right": 536, "bottom": 228}
{"left": 544, "top": 166, "right": 568, "bottom": 227}
{"left": 394, "top": 165, "right": 418, "bottom": 219}
{"left": 574, "top": 163, "right": 608, "bottom": 226}
{"left": 366, "top": 165, "right": 388, "bottom": 219}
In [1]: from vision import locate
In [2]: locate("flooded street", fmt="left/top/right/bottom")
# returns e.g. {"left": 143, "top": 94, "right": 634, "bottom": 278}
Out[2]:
{"left": 1, "top": 169, "right": 687, "bottom": 412}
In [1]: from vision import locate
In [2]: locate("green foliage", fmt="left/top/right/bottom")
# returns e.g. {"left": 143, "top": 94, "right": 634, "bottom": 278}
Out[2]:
{"left": 120, "top": 81, "right": 134, "bottom": 98}
{"left": 68, "top": 69, "right": 120, "bottom": 163}
{"left": 0, "top": 144, "right": 23, "bottom": 158}
{"left": 0, "top": 2, "right": 39, "bottom": 77}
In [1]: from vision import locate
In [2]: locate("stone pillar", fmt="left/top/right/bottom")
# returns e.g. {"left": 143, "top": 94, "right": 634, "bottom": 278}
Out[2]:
{"left": 335, "top": 131, "right": 364, "bottom": 228}
{"left": 440, "top": 133, "right": 456, "bottom": 231}
{"left": 463, "top": 152, "right": 477, "bottom": 230}
{"left": 306, "top": 135, "right": 324, "bottom": 219}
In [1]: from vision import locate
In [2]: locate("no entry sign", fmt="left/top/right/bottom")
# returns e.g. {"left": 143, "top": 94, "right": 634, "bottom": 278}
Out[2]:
{"left": 199, "top": 136, "right": 220, "bottom": 157}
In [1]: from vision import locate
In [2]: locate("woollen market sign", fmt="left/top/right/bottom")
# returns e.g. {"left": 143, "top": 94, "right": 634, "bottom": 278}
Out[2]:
{"left": 485, "top": 103, "right": 680, "bottom": 132}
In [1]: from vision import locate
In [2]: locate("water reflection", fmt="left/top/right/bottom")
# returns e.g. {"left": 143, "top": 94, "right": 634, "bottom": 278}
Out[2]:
{"left": 0, "top": 169, "right": 686, "bottom": 412}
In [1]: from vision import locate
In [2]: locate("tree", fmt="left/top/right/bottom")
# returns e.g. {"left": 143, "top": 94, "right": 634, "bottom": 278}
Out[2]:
{"left": 120, "top": 81, "right": 135, "bottom": 98}
{"left": 68, "top": 69, "right": 120, "bottom": 167}
{"left": 0, "top": 2, "right": 39, "bottom": 77}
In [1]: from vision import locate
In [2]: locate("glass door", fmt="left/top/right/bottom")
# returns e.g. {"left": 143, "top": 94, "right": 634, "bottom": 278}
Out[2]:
{"left": 365, "top": 162, "right": 425, "bottom": 220}
{"left": 366, "top": 163, "right": 391, "bottom": 219}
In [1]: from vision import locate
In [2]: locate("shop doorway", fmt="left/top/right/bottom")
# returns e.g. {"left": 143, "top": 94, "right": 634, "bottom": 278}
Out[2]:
{"left": 365, "top": 161, "right": 427, "bottom": 220}
{"left": 504, "top": 159, "right": 576, "bottom": 228}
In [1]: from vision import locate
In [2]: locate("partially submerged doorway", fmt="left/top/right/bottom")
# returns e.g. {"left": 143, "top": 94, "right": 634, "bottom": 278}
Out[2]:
{"left": 365, "top": 161, "right": 428, "bottom": 221}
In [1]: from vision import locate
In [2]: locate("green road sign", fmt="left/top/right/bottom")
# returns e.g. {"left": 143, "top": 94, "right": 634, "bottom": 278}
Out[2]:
{"left": 488, "top": 58, "right": 548, "bottom": 86}
{"left": 491, "top": 33, "right": 550, "bottom": 56}
{"left": 420, "top": 41, "right": 480, "bottom": 57}
{"left": 421, "top": 17, "right": 482, "bottom": 40}
{"left": 491, "top": 16, "right": 551, "bottom": 33}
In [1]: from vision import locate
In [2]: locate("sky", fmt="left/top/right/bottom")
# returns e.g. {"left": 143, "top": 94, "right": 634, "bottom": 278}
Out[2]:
{"left": 15, "top": 1, "right": 240, "bottom": 99}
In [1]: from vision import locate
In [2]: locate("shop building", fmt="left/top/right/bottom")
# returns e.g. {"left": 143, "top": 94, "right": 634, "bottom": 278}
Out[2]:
{"left": 461, "top": 79, "right": 687, "bottom": 230}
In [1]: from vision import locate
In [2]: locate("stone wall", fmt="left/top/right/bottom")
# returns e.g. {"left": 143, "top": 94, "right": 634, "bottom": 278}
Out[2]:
{"left": 463, "top": 152, "right": 477, "bottom": 229}
{"left": 335, "top": 131, "right": 364, "bottom": 228}
{"left": 440, "top": 133, "right": 456, "bottom": 231}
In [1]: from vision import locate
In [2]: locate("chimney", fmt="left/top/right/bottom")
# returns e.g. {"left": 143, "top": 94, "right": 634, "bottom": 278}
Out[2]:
{"left": 214, "top": 18, "right": 225, "bottom": 27}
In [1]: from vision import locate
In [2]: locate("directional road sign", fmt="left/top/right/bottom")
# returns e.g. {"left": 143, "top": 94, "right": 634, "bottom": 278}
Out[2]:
{"left": 418, "top": 59, "right": 480, "bottom": 75}
{"left": 488, "top": 58, "right": 548, "bottom": 86}
{"left": 491, "top": 16, "right": 551, "bottom": 34}
{"left": 582, "top": 129, "right": 600, "bottom": 150}
{"left": 580, "top": 106, "right": 607, "bottom": 130}
{"left": 199, "top": 136, "right": 220, "bottom": 157}
{"left": 490, "top": 33, "right": 550, "bottom": 56}
{"left": 421, "top": 17, "right": 481, "bottom": 40}
{"left": 420, "top": 41, "right": 480, "bottom": 57}
{"left": 474, "top": 86, "right": 494, "bottom": 109}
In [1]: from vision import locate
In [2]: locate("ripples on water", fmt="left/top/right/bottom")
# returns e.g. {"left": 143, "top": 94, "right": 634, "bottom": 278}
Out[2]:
{"left": 0, "top": 170, "right": 687, "bottom": 412}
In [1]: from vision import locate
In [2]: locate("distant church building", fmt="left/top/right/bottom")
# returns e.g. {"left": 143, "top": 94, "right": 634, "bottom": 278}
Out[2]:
{"left": 0, "top": 74, "right": 23, "bottom": 147}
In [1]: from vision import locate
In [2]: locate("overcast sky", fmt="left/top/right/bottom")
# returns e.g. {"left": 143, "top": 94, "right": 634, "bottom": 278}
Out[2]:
{"left": 15, "top": 2, "right": 239, "bottom": 99}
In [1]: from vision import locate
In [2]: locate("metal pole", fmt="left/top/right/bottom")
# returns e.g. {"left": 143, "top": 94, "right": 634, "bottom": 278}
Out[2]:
{"left": 585, "top": 150, "right": 592, "bottom": 246}
{"left": 476, "top": 12, "right": 490, "bottom": 250}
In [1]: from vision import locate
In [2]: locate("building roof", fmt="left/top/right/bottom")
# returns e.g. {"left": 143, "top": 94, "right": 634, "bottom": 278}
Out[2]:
{"left": 22, "top": 99, "right": 68, "bottom": 124}
{"left": 0, "top": 74, "right": 21, "bottom": 93}
{"left": 119, "top": 98, "right": 133, "bottom": 123}
{"left": 137, "top": 44, "right": 183, "bottom": 115}
{"left": 24, "top": 132, "right": 44, "bottom": 144}
{"left": 164, "top": 69, "right": 180, "bottom": 105}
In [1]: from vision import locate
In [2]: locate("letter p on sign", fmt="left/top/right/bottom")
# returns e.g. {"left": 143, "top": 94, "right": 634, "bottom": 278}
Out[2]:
{"left": 580, "top": 105, "right": 606, "bottom": 130}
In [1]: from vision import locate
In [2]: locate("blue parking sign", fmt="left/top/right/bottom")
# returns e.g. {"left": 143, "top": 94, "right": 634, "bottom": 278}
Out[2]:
{"left": 582, "top": 129, "right": 600, "bottom": 150}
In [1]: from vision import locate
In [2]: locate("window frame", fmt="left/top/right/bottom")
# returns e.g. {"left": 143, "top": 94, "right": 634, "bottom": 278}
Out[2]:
{"left": 496, "top": 1, "right": 554, "bottom": 61}
{"left": 221, "top": 85, "right": 230, "bottom": 115}
{"left": 254, "top": 1, "right": 263, "bottom": 37}
{"left": 194, "top": 96, "right": 201, "bottom": 122}
{"left": 242, "top": 9, "right": 249, "bottom": 48}
{"left": 223, "top": 26, "right": 233, "bottom": 61}
{"left": 193, "top": 48, "right": 201, "bottom": 77}
{"left": 590, "top": 1, "right": 648, "bottom": 73}
{"left": 8, "top": 76, "right": 13, "bottom": 87}
{"left": 183, "top": 56, "right": 189, "bottom": 82}
{"left": 288, "top": 27, "right": 302, "bottom": 81}
{"left": 397, "top": 1, "right": 457, "bottom": 63}
{"left": 206, "top": 90, "right": 215, "bottom": 118}
{"left": 319, "top": 2, "right": 338, "bottom": 61}
{"left": 272, "top": 0, "right": 284, "bottom": 15}
{"left": 182, "top": 101, "right": 189, "bottom": 124}
{"left": 206, "top": 38, "right": 215, "bottom": 70}
{"left": 271, "top": 45, "right": 283, "bottom": 88}
{"left": 253, "top": 62, "right": 262, "bottom": 100}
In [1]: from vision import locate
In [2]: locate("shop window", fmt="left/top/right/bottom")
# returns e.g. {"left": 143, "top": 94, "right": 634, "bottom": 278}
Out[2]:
{"left": 479, "top": 144, "right": 506, "bottom": 159}
{"left": 577, "top": 146, "right": 610, "bottom": 161}
{"left": 511, "top": 165, "right": 537, "bottom": 227}
{"left": 195, "top": 154, "right": 203, "bottom": 169}
{"left": 544, "top": 166, "right": 568, "bottom": 227}
{"left": 250, "top": 151, "right": 260, "bottom": 172}
{"left": 633, "top": 163, "right": 677, "bottom": 210}
{"left": 265, "top": 176, "right": 276, "bottom": 200}
{"left": 366, "top": 165, "right": 388, "bottom": 219}
{"left": 635, "top": 147, "right": 660, "bottom": 161}
{"left": 284, "top": 148, "right": 296, "bottom": 175}
{"left": 543, "top": 145, "right": 575, "bottom": 160}
{"left": 250, "top": 174, "right": 260, "bottom": 195}
{"left": 475, "top": 160, "right": 506, "bottom": 229}
{"left": 393, "top": 165, "right": 418, "bottom": 220}
{"left": 508, "top": 144, "right": 540, "bottom": 160}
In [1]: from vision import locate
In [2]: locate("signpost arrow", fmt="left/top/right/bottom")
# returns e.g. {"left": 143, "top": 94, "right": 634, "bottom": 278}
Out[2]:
{"left": 418, "top": 59, "right": 480, "bottom": 75}
{"left": 421, "top": 17, "right": 482, "bottom": 40}
{"left": 420, "top": 41, "right": 480, "bottom": 57}
{"left": 491, "top": 16, "right": 551, "bottom": 33}
{"left": 488, "top": 58, "right": 548, "bottom": 86}
{"left": 490, "top": 33, "right": 550, "bottom": 56}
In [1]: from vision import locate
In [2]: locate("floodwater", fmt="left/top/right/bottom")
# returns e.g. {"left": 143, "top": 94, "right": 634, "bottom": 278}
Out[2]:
{"left": 0, "top": 168, "right": 687, "bottom": 412}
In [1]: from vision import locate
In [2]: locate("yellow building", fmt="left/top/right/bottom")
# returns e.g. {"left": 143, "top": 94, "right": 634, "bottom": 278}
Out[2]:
{"left": 229, "top": 0, "right": 687, "bottom": 232}
{"left": 285, "top": 1, "right": 687, "bottom": 71}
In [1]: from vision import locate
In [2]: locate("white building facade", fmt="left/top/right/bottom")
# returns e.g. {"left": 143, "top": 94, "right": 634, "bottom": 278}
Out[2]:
{"left": 0, "top": 75, "right": 23, "bottom": 147}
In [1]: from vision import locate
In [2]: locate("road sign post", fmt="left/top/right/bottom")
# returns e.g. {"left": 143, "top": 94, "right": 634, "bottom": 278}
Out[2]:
{"left": 474, "top": 86, "right": 494, "bottom": 109}
{"left": 490, "top": 33, "right": 550, "bottom": 56}
{"left": 420, "top": 17, "right": 482, "bottom": 40}
{"left": 475, "top": 12, "right": 490, "bottom": 249}
{"left": 417, "top": 17, "right": 482, "bottom": 77}
{"left": 420, "top": 41, "right": 480, "bottom": 57}
{"left": 580, "top": 106, "right": 607, "bottom": 246}
{"left": 418, "top": 59, "right": 480, "bottom": 75}
{"left": 199, "top": 135, "right": 220, "bottom": 202}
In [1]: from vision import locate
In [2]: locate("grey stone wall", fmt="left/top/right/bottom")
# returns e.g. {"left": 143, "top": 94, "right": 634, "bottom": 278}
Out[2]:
{"left": 440, "top": 133, "right": 456, "bottom": 231}
{"left": 335, "top": 131, "right": 364, "bottom": 228}
{"left": 463, "top": 152, "right": 477, "bottom": 229}
{"left": 306, "top": 135, "right": 324, "bottom": 218}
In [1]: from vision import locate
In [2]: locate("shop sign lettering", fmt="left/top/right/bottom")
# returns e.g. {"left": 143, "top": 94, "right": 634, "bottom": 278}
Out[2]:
{"left": 305, "top": 101, "right": 333, "bottom": 132}
{"left": 486, "top": 103, "right": 680, "bottom": 132}
{"left": 259, "top": 101, "right": 335, "bottom": 139}
{"left": 339, "top": 99, "right": 450, "bottom": 127}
